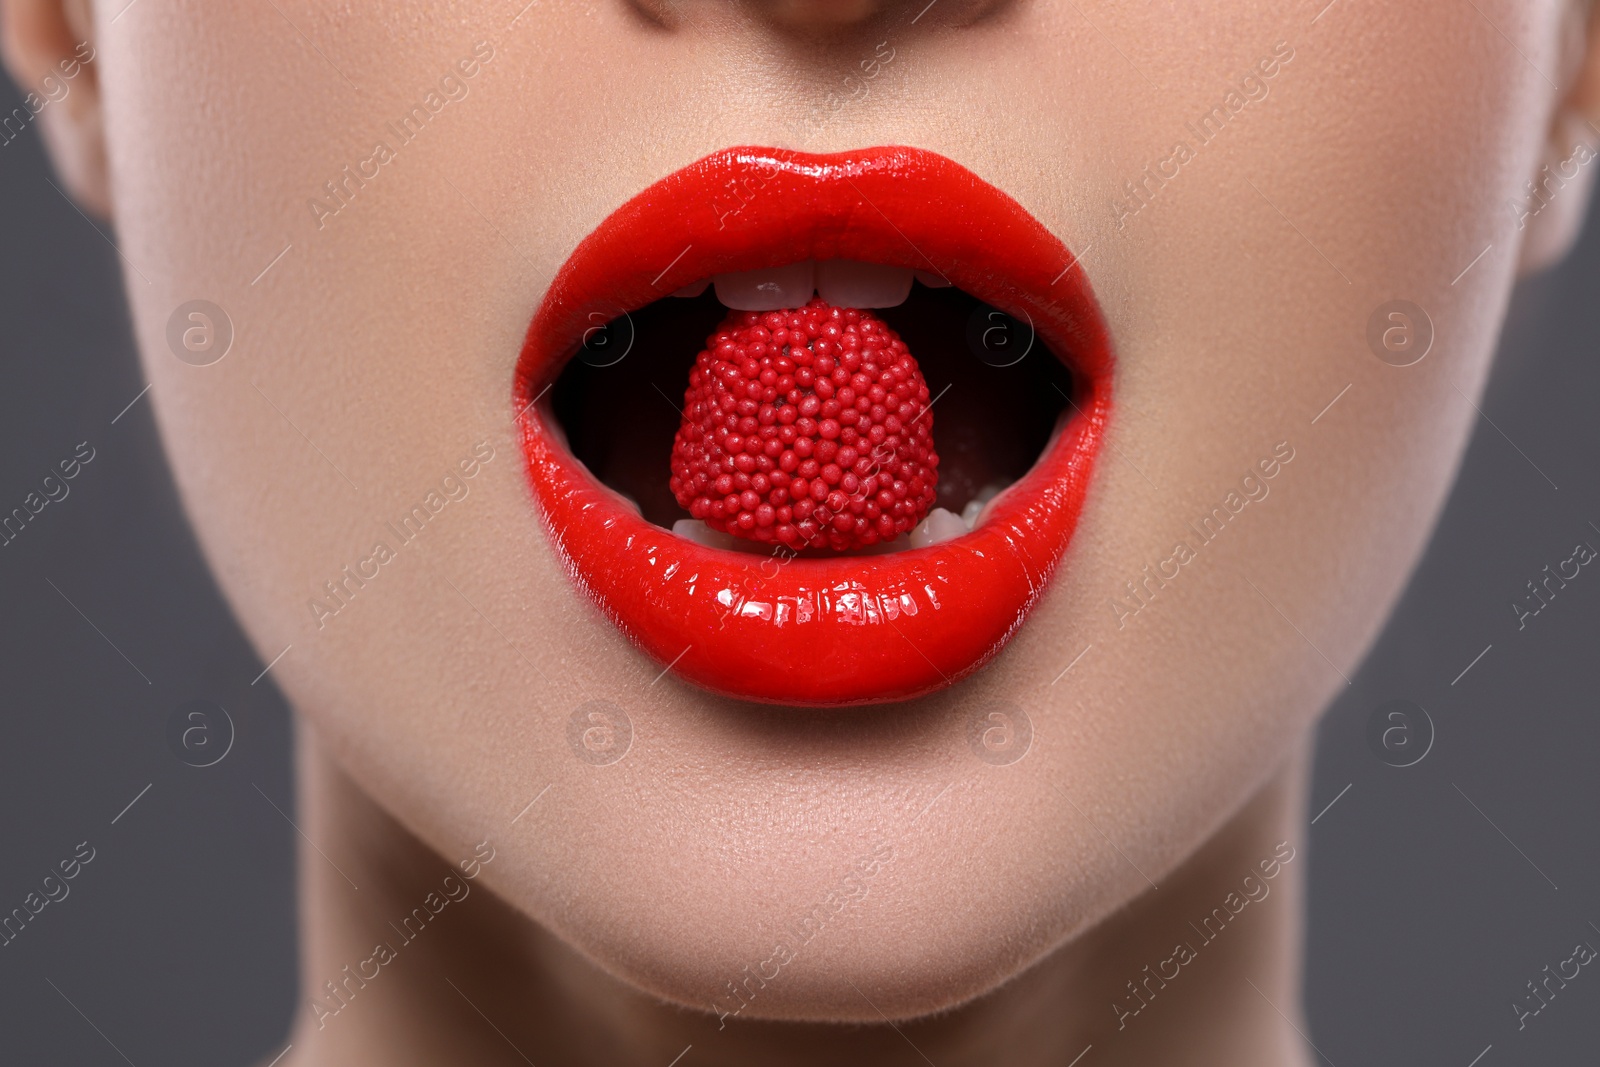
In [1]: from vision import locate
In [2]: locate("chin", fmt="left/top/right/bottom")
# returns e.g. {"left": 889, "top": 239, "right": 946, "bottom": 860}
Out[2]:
{"left": 540, "top": 859, "right": 1079, "bottom": 1025}
{"left": 467, "top": 736, "right": 1153, "bottom": 1027}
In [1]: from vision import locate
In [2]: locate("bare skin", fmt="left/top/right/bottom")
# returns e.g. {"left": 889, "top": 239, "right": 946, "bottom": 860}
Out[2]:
{"left": 282, "top": 729, "right": 1313, "bottom": 1067}
{"left": 7, "top": 1, "right": 1600, "bottom": 1063}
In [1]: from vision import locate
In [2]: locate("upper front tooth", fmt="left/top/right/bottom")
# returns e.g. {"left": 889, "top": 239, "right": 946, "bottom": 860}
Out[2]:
{"left": 714, "top": 261, "right": 816, "bottom": 311}
{"left": 672, "top": 278, "right": 710, "bottom": 298}
{"left": 816, "top": 260, "right": 914, "bottom": 308}
{"left": 913, "top": 269, "right": 953, "bottom": 288}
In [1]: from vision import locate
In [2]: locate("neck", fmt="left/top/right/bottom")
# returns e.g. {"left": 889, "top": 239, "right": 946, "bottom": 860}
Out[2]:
{"left": 277, "top": 724, "right": 1317, "bottom": 1067}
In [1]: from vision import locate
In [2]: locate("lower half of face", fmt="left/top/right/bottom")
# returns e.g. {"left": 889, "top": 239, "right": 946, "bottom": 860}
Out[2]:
{"left": 99, "top": 0, "right": 1562, "bottom": 1019}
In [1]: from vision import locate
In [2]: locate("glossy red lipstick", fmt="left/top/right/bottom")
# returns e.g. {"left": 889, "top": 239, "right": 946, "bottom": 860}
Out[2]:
{"left": 515, "top": 147, "right": 1112, "bottom": 706}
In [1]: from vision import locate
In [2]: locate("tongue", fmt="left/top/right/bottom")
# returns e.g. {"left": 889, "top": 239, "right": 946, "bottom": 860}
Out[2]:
{"left": 668, "top": 298, "right": 939, "bottom": 553}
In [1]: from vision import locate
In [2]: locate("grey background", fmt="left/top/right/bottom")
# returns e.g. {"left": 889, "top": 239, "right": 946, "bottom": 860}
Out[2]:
{"left": 2, "top": 75, "right": 1597, "bottom": 1067}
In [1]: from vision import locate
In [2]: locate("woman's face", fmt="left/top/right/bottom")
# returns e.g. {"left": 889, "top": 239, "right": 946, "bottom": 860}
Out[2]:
{"left": 79, "top": 0, "right": 1578, "bottom": 1020}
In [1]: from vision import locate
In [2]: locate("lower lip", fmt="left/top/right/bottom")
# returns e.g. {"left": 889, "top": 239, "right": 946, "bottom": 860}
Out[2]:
{"left": 516, "top": 147, "right": 1112, "bottom": 706}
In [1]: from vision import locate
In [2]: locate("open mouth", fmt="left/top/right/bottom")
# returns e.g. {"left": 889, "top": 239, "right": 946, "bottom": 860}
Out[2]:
{"left": 515, "top": 147, "right": 1113, "bottom": 706}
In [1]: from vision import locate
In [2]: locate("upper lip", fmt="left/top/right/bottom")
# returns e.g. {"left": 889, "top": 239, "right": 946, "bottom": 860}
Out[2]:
{"left": 515, "top": 146, "right": 1113, "bottom": 706}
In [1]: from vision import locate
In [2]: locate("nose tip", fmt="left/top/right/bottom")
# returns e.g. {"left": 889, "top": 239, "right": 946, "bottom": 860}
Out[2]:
{"left": 755, "top": 0, "right": 893, "bottom": 31}
{"left": 631, "top": 0, "right": 999, "bottom": 34}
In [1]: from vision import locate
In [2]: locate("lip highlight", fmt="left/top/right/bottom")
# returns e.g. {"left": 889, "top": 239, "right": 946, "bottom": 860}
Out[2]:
{"left": 515, "top": 146, "right": 1112, "bottom": 706}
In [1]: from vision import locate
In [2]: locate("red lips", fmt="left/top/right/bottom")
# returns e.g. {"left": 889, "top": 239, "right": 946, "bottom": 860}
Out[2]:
{"left": 515, "top": 146, "right": 1112, "bottom": 706}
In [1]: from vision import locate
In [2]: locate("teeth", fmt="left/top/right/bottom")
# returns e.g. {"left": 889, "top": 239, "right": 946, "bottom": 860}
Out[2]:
{"left": 671, "top": 519, "right": 789, "bottom": 555}
{"left": 961, "top": 483, "right": 1008, "bottom": 530}
{"left": 815, "top": 260, "right": 914, "bottom": 308}
{"left": 909, "top": 508, "right": 968, "bottom": 549}
{"left": 913, "top": 269, "right": 953, "bottom": 289}
{"left": 672, "top": 279, "right": 710, "bottom": 298}
{"left": 709, "top": 260, "right": 919, "bottom": 311}
{"left": 671, "top": 505, "right": 985, "bottom": 555}
{"left": 672, "top": 518, "right": 735, "bottom": 549}
{"left": 714, "top": 261, "right": 816, "bottom": 311}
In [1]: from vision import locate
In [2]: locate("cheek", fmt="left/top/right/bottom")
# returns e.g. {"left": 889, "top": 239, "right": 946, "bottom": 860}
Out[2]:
{"left": 92, "top": 0, "right": 1564, "bottom": 1021}
{"left": 994, "top": 0, "right": 1554, "bottom": 865}
{"left": 97, "top": 9, "right": 600, "bottom": 848}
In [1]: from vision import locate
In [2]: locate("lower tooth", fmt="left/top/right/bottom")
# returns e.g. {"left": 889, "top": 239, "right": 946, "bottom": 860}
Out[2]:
{"left": 671, "top": 518, "right": 735, "bottom": 549}
{"left": 962, "top": 483, "right": 1009, "bottom": 530}
{"left": 673, "top": 513, "right": 971, "bottom": 554}
{"left": 910, "top": 508, "right": 968, "bottom": 549}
